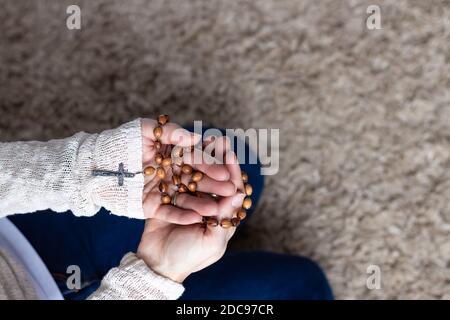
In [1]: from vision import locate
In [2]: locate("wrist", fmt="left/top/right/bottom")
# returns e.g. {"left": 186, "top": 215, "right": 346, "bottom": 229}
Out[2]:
{"left": 136, "top": 251, "right": 189, "bottom": 284}
{"left": 151, "top": 264, "right": 189, "bottom": 284}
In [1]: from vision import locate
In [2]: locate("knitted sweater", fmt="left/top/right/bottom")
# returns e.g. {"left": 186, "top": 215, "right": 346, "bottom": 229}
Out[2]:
{"left": 0, "top": 119, "right": 184, "bottom": 300}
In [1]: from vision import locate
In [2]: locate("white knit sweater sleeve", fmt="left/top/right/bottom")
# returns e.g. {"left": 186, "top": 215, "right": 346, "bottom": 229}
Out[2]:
{"left": 0, "top": 119, "right": 186, "bottom": 300}
{"left": 0, "top": 119, "right": 144, "bottom": 219}
{"left": 88, "top": 253, "right": 185, "bottom": 300}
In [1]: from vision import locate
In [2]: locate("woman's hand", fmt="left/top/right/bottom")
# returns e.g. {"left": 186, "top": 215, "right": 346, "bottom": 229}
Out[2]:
{"left": 140, "top": 119, "right": 237, "bottom": 224}
{"left": 137, "top": 146, "right": 246, "bottom": 282}
{"left": 137, "top": 191, "right": 245, "bottom": 283}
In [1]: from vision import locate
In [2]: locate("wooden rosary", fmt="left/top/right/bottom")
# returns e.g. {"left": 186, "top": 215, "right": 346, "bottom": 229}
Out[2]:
{"left": 142, "top": 115, "right": 252, "bottom": 229}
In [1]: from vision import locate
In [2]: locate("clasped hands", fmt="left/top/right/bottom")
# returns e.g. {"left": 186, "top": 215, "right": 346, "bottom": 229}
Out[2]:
{"left": 136, "top": 119, "right": 245, "bottom": 283}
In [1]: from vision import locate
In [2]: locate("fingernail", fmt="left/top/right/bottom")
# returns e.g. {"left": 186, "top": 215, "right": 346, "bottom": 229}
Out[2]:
{"left": 231, "top": 193, "right": 245, "bottom": 208}
{"left": 220, "top": 169, "right": 231, "bottom": 181}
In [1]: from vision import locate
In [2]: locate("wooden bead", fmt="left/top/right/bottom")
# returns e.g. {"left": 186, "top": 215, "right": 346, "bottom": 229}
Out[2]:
{"left": 162, "top": 157, "right": 172, "bottom": 167}
{"left": 155, "top": 141, "right": 162, "bottom": 149}
{"left": 241, "top": 172, "right": 248, "bottom": 183}
{"left": 153, "top": 126, "right": 163, "bottom": 139}
{"left": 143, "top": 166, "right": 155, "bottom": 176}
{"left": 178, "top": 184, "right": 188, "bottom": 193}
{"left": 192, "top": 171, "right": 204, "bottom": 182}
{"left": 231, "top": 218, "right": 240, "bottom": 227}
{"left": 181, "top": 164, "right": 193, "bottom": 175}
{"left": 158, "top": 181, "right": 168, "bottom": 193}
{"left": 156, "top": 167, "right": 166, "bottom": 179}
{"left": 187, "top": 181, "right": 197, "bottom": 192}
{"left": 244, "top": 183, "right": 253, "bottom": 196}
{"left": 220, "top": 219, "right": 232, "bottom": 229}
{"left": 206, "top": 217, "right": 219, "bottom": 227}
{"left": 161, "top": 193, "right": 171, "bottom": 204}
{"left": 155, "top": 153, "right": 163, "bottom": 165}
{"left": 242, "top": 197, "right": 252, "bottom": 210}
{"left": 158, "top": 114, "right": 169, "bottom": 126}
{"left": 237, "top": 208, "right": 247, "bottom": 220}
{"left": 172, "top": 175, "right": 181, "bottom": 186}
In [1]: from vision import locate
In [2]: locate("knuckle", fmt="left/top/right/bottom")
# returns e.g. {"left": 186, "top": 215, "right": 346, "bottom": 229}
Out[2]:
{"left": 203, "top": 201, "right": 219, "bottom": 214}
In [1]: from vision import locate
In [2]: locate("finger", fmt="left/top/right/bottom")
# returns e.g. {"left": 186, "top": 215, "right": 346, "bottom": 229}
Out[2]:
{"left": 214, "top": 193, "right": 246, "bottom": 239}
{"left": 163, "top": 123, "right": 201, "bottom": 147}
{"left": 154, "top": 205, "right": 203, "bottom": 225}
{"left": 225, "top": 150, "right": 245, "bottom": 192}
{"left": 202, "top": 135, "right": 216, "bottom": 148}
{"left": 217, "top": 193, "right": 245, "bottom": 219}
{"left": 175, "top": 193, "right": 219, "bottom": 216}
{"left": 180, "top": 173, "right": 236, "bottom": 197}
{"left": 143, "top": 190, "right": 204, "bottom": 224}
{"left": 142, "top": 118, "right": 201, "bottom": 147}
{"left": 182, "top": 150, "right": 230, "bottom": 181}
{"left": 211, "top": 136, "right": 231, "bottom": 162}
{"left": 143, "top": 179, "right": 157, "bottom": 194}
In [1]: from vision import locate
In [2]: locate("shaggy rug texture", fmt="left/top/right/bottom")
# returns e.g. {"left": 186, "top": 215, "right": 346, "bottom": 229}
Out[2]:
{"left": 1, "top": 0, "right": 450, "bottom": 299}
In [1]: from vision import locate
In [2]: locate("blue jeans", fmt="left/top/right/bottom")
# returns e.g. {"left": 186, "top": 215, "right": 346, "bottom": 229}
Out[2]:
{"left": 8, "top": 128, "right": 333, "bottom": 300}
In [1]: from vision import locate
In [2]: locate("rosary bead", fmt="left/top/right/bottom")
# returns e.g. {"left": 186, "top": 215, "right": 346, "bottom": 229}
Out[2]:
{"left": 158, "top": 181, "right": 168, "bottom": 193}
{"left": 237, "top": 208, "right": 247, "bottom": 220}
{"left": 178, "top": 183, "right": 188, "bottom": 193}
{"left": 181, "top": 164, "right": 193, "bottom": 175}
{"left": 162, "top": 157, "right": 172, "bottom": 167}
{"left": 241, "top": 172, "right": 248, "bottom": 183}
{"left": 188, "top": 181, "right": 197, "bottom": 192}
{"left": 231, "top": 218, "right": 241, "bottom": 227}
{"left": 172, "top": 175, "right": 181, "bottom": 186}
{"left": 220, "top": 219, "right": 232, "bottom": 229}
{"left": 192, "top": 171, "right": 204, "bottom": 182}
{"left": 156, "top": 167, "right": 166, "bottom": 179}
{"left": 155, "top": 153, "right": 163, "bottom": 165}
{"left": 161, "top": 193, "right": 171, "bottom": 204}
{"left": 153, "top": 126, "right": 163, "bottom": 139}
{"left": 206, "top": 217, "right": 219, "bottom": 227}
{"left": 155, "top": 141, "right": 162, "bottom": 149}
{"left": 242, "top": 197, "right": 252, "bottom": 210}
{"left": 143, "top": 166, "right": 155, "bottom": 176}
{"left": 244, "top": 183, "right": 253, "bottom": 196}
{"left": 158, "top": 114, "right": 169, "bottom": 126}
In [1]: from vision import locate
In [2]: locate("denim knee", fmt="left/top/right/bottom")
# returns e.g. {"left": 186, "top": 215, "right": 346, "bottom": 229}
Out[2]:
{"left": 290, "top": 256, "right": 334, "bottom": 300}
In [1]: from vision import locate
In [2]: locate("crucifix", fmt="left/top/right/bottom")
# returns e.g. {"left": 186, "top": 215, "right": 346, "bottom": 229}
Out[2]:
{"left": 91, "top": 163, "right": 137, "bottom": 186}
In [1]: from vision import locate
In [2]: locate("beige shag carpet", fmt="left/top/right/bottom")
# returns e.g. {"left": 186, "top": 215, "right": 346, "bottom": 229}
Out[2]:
{"left": 1, "top": 0, "right": 450, "bottom": 299}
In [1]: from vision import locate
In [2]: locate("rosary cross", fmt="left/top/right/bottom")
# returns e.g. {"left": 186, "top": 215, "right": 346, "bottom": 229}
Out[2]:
{"left": 91, "top": 163, "right": 137, "bottom": 186}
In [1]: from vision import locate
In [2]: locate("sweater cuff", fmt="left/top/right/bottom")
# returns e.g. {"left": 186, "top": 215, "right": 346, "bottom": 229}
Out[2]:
{"left": 89, "top": 253, "right": 185, "bottom": 300}
{"left": 123, "top": 119, "right": 145, "bottom": 219}
{"left": 81, "top": 118, "right": 145, "bottom": 219}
